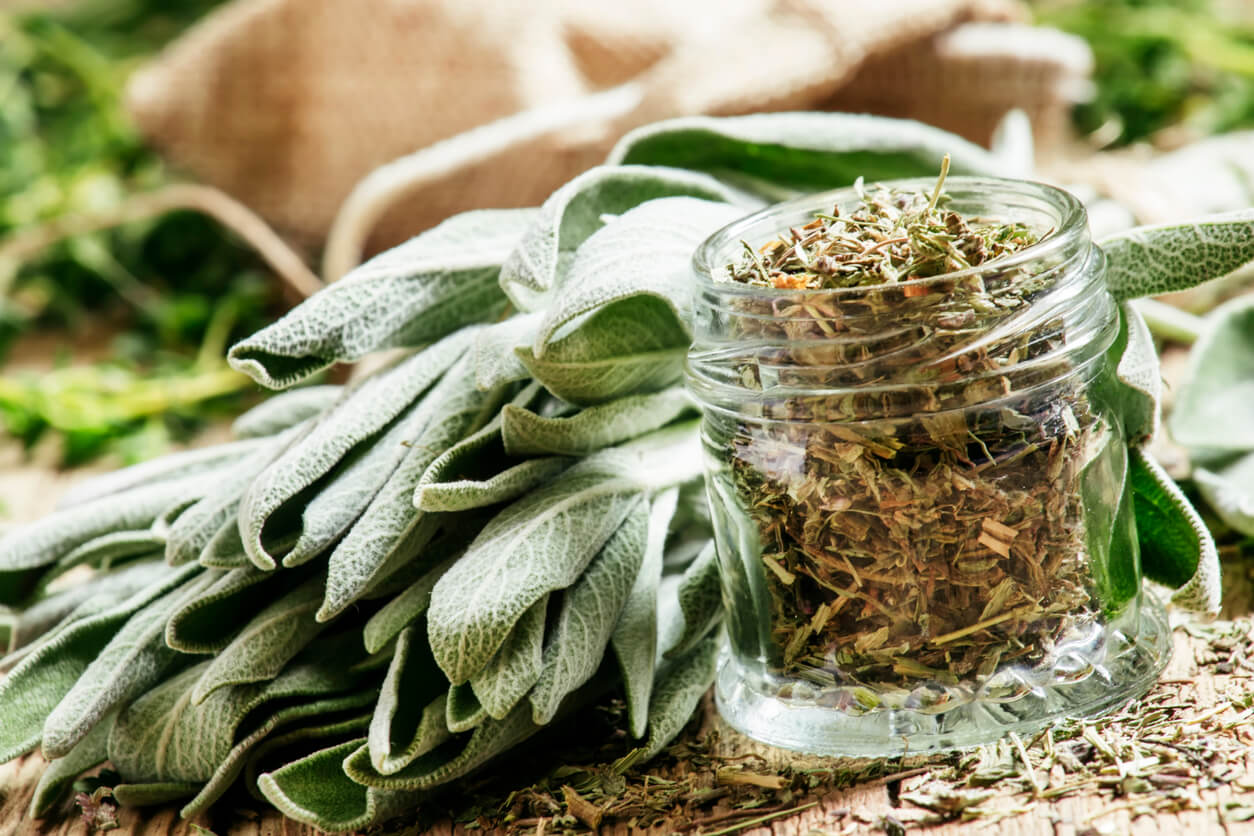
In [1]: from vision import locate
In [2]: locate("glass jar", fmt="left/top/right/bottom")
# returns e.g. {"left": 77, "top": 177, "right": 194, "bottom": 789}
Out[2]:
{"left": 686, "top": 178, "right": 1171, "bottom": 756}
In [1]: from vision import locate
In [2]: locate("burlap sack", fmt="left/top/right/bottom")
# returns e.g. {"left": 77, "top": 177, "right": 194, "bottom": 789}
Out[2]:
{"left": 125, "top": 0, "right": 1092, "bottom": 273}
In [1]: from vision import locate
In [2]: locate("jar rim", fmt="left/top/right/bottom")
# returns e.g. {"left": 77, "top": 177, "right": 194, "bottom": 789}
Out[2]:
{"left": 692, "top": 176, "right": 1088, "bottom": 296}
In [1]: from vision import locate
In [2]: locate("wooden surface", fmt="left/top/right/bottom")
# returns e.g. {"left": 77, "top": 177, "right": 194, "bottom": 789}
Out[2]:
{"left": 3, "top": 454, "right": 1253, "bottom": 836}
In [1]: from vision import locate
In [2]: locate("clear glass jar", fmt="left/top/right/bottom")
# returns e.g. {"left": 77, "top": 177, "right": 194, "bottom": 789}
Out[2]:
{"left": 686, "top": 178, "right": 1171, "bottom": 756}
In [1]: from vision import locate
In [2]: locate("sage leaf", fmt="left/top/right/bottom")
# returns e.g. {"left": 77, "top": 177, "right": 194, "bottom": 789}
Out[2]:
{"left": 1195, "top": 453, "right": 1254, "bottom": 537}
{"left": 517, "top": 293, "right": 692, "bottom": 405}
{"left": 606, "top": 113, "right": 1009, "bottom": 196}
{"left": 56, "top": 529, "right": 164, "bottom": 572}
{"left": 180, "top": 690, "right": 377, "bottom": 819}
{"left": 499, "top": 165, "right": 749, "bottom": 308}
{"left": 191, "top": 575, "right": 327, "bottom": 704}
{"left": 532, "top": 197, "right": 743, "bottom": 351}
{"left": 446, "top": 683, "right": 486, "bottom": 733}
{"left": 319, "top": 359, "right": 503, "bottom": 621}
{"left": 363, "top": 550, "right": 460, "bottom": 655}
{"left": 41, "top": 571, "right": 214, "bottom": 758}
{"left": 257, "top": 738, "right": 424, "bottom": 832}
{"left": 610, "top": 488, "right": 678, "bottom": 738}
{"left": 664, "top": 541, "right": 722, "bottom": 660}
{"left": 502, "top": 388, "right": 693, "bottom": 457}
{"left": 472, "top": 312, "right": 543, "bottom": 390}
{"left": 29, "top": 708, "right": 116, "bottom": 817}
{"left": 0, "top": 563, "right": 197, "bottom": 761}
{"left": 1111, "top": 302, "right": 1161, "bottom": 447}
{"left": 198, "top": 520, "right": 255, "bottom": 570}
{"left": 239, "top": 331, "right": 470, "bottom": 569}
{"left": 243, "top": 712, "right": 372, "bottom": 804}
{"left": 229, "top": 209, "right": 534, "bottom": 389}
{"left": 112, "top": 782, "right": 201, "bottom": 807}
{"left": 0, "top": 474, "right": 210, "bottom": 571}
{"left": 612, "top": 633, "right": 719, "bottom": 772}
{"left": 1170, "top": 297, "right": 1254, "bottom": 453}
{"left": 165, "top": 567, "right": 276, "bottom": 654}
{"left": 232, "top": 385, "right": 342, "bottom": 438}
{"left": 530, "top": 501, "right": 649, "bottom": 724}
{"left": 366, "top": 624, "right": 450, "bottom": 776}
{"left": 469, "top": 595, "right": 549, "bottom": 720}
{"left": 427, "top": 455, "right": 649, "bottom": 684}
{"left": 1130, "top": 447, "right": 1221, "bottom": 615}
{"left": 1102, "top": 209, "right": 1254, "bottom": 302}
{"left": 416, "top": 457, "right": 570, "bottom": 513}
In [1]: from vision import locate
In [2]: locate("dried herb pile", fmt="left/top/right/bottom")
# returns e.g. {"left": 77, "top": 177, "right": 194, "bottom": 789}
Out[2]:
{"left": 718, "top": 164, "right": 1108, "bottom": 694}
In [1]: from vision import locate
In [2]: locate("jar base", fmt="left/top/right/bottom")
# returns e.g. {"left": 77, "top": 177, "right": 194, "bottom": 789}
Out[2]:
{"left": 715, "top": 592, "right": 1172, "bottom": 758}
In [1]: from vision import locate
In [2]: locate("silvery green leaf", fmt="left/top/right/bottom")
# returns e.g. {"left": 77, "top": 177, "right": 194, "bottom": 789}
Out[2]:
{"left": 111, "top": 782, "right": 200, "bottom": 807}
{"left": 502, "top": 388, "right": 693, "bottom": 457}
{"left": 0, "top": 563, "right": 196, "bottom": 761}
{"left": 257, "top": 738, "right": 424, "bottom": 832}
{"left": 29, "top": 708, "right": 116, "bottom": 817}
{"left": 363, "top": 550, "right": 460, "bottom": 655}
{"left": 1170, "top": 296, "right": 1254, "bottom": 453}
{"left": 472, "top": 312, "right": 543, "bottom": 390}
{"left": 1130, "top": 447, "right": 1221, "bottom": 616}
{"left": 229, "top": 209, "right": 534, "bottom": 389}
{"left": 191, "top": 575, "right": 327, "bottom": 704}
{"left": 530, "top": 501, "right": 649, "bottom": 724}
{"left": 1112, "top": 302, "right": 1161, "bottom": 447}
{"left": 41, "top": 571, "right": 214, "bottom": 758}
{"left": 427, "top": 455, "right": 650, "bottom": 684}
{"left": 231, "top": 385, "right": 342, "bottom": 438}
{"left": 605, "top": 112, "right": 1010, "bottom": 195}
{"left": 517, "top": 293, "right": 691, "bottom": 405}
{"left": 242, "top": 712, "right": 372, "bottom": 804}
{"left": 239, "top": 332, "right": 471, "bottom": 569}
{"left": 415, "top": 457, "right": 571, "bottom": 513}
{"left": 533, "top": 197, "right": 743, "bottom": 352}
{"left": 55, "top": 529, "right": 164, "bottom": 572}
{"left": 1102, "top": 209, "right": 1254, "bottom": 302}
{"left": 611, "top": 488, "right": 677, "bottom": 738}
{"left": 198, "top": 520, "right": 255, "bottom": 570}
{"left": 1196, "top": 453, "right": 1254, "bottom": 537}
{"left": 446, "top": 683, "right": 486, "bottom": 733}
{"left": 180, "top": 690, "right": 377, "bottom": 819}
{"left": 0, "top": 474, "right": 210, "bottom": 571}
{"left": 469, "top": 595, "right": 549, "bottom": 720}
{"left": 499, "top": 165, "right": 750, "bottom": 308}
{"left": 365, "top": 624, "right": 450, "bottom": 776}
{"left": 165, "top": 567, "right": 275, "bottom": 654}
{"left": 320, "top": 360, "right": 502, "bottom": 621}
{"left": 664, "top": 541, "right": 722, "bottom": 660}
{"left": 54, "top": 438, "right": 265, "bottom": 511}
{"left": 612, "top": 633, "right": 719, "bottom": 772}
{"left": 282, "top": 390, "right": 443, "bottom": 569}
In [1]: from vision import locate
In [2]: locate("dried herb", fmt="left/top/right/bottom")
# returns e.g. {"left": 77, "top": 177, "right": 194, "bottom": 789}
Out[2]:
{"left": 718, "top": 162, "right": 1103, "bottom": 693}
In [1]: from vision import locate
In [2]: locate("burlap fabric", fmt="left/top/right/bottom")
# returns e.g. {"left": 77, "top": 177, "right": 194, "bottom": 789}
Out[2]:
{"left": 126, "top": 0, "right": 1092, "bottom": 267}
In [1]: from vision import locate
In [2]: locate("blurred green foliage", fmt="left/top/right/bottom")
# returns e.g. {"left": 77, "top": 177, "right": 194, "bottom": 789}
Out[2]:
{"left": 0, "top": 0, "right": 282, "bottom": 464}
{"left": 1036, "top": 0, "right": 1254, "bottom": 146}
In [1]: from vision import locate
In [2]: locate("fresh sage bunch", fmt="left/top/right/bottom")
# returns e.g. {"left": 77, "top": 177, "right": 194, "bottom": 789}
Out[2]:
{"left": 0, "top": 112, "right": 1244, "bottom": 832}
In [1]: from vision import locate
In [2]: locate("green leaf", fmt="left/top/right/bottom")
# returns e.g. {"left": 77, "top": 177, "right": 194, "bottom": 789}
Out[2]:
{"left": 1101, "top": 209, "right": 1254, "bottom": 302}
{"left": 365, "top": 624, "right": 450, "bottom": 776}
{"left": 1130, "top": 447, "right": 1221, "bottom": 615}
{"left": 502, "top": 388, "right": 693, "bottom": 457}
{"left": 446, "top": 683, "right": 486, "bottom": 733}
{"left": 611, "top": 488, "right": 678, "bottom": 738}
{"left": 29, "top": 708, "right": 116, "bottom": 818}
{"left": 257, "top": 738, "right": 424, "bottom": 831}
{"left": 1170, "top": 296, "right": 1254, "bottom": 453}
{"left": 471, "top": 312, "right": 543, "bottom": 390}
{"left": 164, "top": 567, "right": 277, "bottom": 654}
{"left": 198, "top": 521, "right": 255, "bottom": 570}
{"left": 1110, "top": 302, "right": 1161, "bottom": 447}
{"left": 243, "top": 712, "right": 372, "bottom": 804}
{"left": 1195, "top": 453, "right": 1254, "bottom": 537}
{"left": 606, "top": 113, "right": 1009, "bottom": 195}
{"left": 191, "top": 576, "right": 327, "bottom": 704}
{"left": 516, "top": 296, "right": 691, "bottom": 405}
{"left": 239, "top": 332, "right": 470, "bottom": 569}
{"left": 228, "top": 209, "right": 535, "bottom": 389}
{"left": 427, "top": 457, "right": 647, "bottom": 684}
{"left": 612, "top": 633, "right": 719, "bottom": 773}
{"left": 532, "top": 197, "right": 743, "bottom": 351}
{"left": 41, "top": 572, "right": 212, "bottom": 758}
{"left": 362, "top": 550, "right": 460, "bottom": 656}
{"left": 415, "top": 457, "right": 570, "bottom": 513}
{"left": 530, "top": 501, "right": 649, "bottom": 724}
{"left": 112, "top": 782, "right": 201, "bottom": 807}
{"left": 55, "top": 529, "right": 164, "bottom": 573}
{"left": 231, "top": 385, "right": 342, "bottom": 439}
{"left": 0, "top": 563, "right": 197, "bottom": 762}
{"left": 499, "top": 165, "right": 750, "bottom": 309}
{"left": 319, "top": 359, "right": 503, "bottom": 621}
{"left": 469, "top": 595, "right": 549, "bottom": 720}
{"left": 664, "top": 541, "right": 722, "bottom": 660}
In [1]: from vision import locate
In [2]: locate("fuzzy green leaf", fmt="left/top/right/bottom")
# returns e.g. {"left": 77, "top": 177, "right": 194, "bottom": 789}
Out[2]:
{"left": 502, "top": 388, "right": 693, "bottom": 457}
{"left": 469, "top": 595, "right": 549, "bottom": 720}
{"left": 229, "top": 209, "right": 534, "bottom": 389}
{"left": 446, "top": 683, "right": 486, "bottom": 733}
{"left": 55, "top": 529, "right": 164, "bottom": 573}
{"left": 665, "top": 541, "right": 722, "bottom": 660}
{"left": 164, "top": 567, "right": 277, "bottom": 654}
{"left": 29, "top": 708, "right": 116, "bottom": 818}
{"left": 231, "top": 385, "right": 342, "bottom": 438}
{"left": 1101, "top": 209, "right": 1254, "bottom": 302}
{"left": 415, "top": 458, "right": 570, "bottom": 513}
{"left": 472, "top": 312, "right": 544, "bottom": 390}
{"left": 1195, "top": 453, "right": 1254, "bottom": 538}
{"left": 1170, "top": 297, "right": 1254, "bottom": 453}
{"left": 362, "top": 550, "right": 460, "bottom": 656}
{"left": 365, "top": 624, "right": 450, "bottom": 776}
